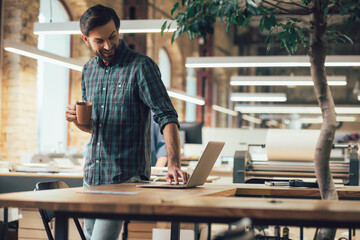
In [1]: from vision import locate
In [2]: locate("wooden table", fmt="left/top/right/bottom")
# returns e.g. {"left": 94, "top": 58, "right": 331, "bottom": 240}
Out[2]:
{"left": 1, "top": 183, "right": 360, "bottom": 240}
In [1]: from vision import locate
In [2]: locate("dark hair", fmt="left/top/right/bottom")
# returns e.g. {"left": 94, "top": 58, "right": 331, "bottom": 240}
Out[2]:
{"left": 80, "top": 4, "right": 120, "bottom": 36}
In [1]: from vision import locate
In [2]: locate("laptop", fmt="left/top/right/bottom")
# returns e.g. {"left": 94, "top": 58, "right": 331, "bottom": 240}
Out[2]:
{"left": 137, "top": 141, "right": 225, "bottom": 189}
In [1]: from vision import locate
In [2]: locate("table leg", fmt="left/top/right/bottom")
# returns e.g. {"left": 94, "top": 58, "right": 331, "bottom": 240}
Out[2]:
{"left": 55, "top": 213, "right": 69, "bottom": 240}
{"left": 3, "top": 208, "right": 8, "bottom": 240}
{"left": 170, "top": 222, "right": 180, "bottom": 240}
{"left": 194, "top": 223, "right": 199, "bottom": 240}
{"left": 207, "top": 223, "right": 211, "bottom": 240}
{"left": 300, "top": 226, "right": 304, "bottom": 240}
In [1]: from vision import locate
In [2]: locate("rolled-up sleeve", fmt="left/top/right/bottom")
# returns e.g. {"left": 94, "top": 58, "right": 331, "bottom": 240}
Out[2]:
{"left": 137, "top": 57, "right": 179, "bottom": 132}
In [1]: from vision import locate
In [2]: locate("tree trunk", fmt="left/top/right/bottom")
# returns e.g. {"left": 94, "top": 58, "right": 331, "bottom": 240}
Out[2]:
{"left": 310, "top": 1, "right": 338, "bottom": 239}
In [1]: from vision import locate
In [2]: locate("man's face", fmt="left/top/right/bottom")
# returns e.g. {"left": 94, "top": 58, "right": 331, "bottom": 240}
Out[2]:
{"left": 82, "top": 20, "right": 120, "bottom": 62}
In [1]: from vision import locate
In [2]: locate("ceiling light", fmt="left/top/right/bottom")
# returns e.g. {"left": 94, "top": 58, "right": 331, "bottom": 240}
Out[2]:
{"left": 301, "top": 116, "right": 358, "bottom": 123}
{"left": 185, "top": 56, "right": 360, "bottom": 68}
{"left": 234, "top": 104, "right": 360, "bottom": 114}
{"left": 167, "top": 88, "right": 205, "bottom": 105}
{"left": 34, "top": 19, "right": 178, "bottom": 35}
{"left": 3, "top": 40, "right": 83, "bottom": 71}
{"left": 241, "top": 114, "right": 262, "bottom": 124}
{"left": 212, "top": 105, "right": 238, "bottom": 116}
{"left": 230, "top": 75, "right": 347, "bottom": 86}
{"left": 231, "top": 93, "right": 287, "bottom": 102}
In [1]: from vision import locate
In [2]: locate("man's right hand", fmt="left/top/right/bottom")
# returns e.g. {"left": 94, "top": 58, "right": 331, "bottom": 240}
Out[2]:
{"left": 65, "top": 104, "right": 77, "bottom": 123}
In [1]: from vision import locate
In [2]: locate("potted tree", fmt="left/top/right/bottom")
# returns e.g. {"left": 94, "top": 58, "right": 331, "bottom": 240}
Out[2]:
{"left": 163, "top": 1, "right": 360, "bottom": 239}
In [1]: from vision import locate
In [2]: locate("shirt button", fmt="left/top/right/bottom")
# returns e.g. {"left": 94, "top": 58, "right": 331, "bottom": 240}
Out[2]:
{"left": 99, "top": 124, "right": 102, "bottom": 127}
{"left": 97, "top": 142, "right": 100, "bottom": 146}
{"left": 118, "top": 84, "right": 122, "bottom": 87}
{"left": 105, "top": 69, "right": 109, "bottom": 73}
{"left": 101, "top": 105, "right": 104, "bottom": 108}
{"left": 103, "top": 88, "right": 106, "bottom": 91}
{"left": 96, "top": 160, "right": 99, "bottom": 163}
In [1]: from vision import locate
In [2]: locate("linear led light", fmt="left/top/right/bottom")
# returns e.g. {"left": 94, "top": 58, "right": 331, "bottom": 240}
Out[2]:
{"left": 185, "top": 56, "right": 360, "bottom": 68}
{"left": 230, "top": 75, "right": 347, "bottom": 86}
{"left": 167, "top": 88, "right": 205, "bottom": 105}
{"left": 3, "top": 40, "right": 83, "bottom": 71}
{"left": 231, "top": 93, "right": 287, "bottom": 102}
{"left": 212, "top": 105, "right": 238, "bottom": 116}
{"left": 34, "top": 19, "right": 178, "bottom": 35}
{"left": 234, "top": 104, "right": 360, "bottom": 114}
{"left": 301, "top": 116, "right": 357, "bottom": 124}
{"left": 242, "top": 114, "right": 262, "bottom": 124}
{"left": 358, "top": 95, "right": 360, "bottom": 101}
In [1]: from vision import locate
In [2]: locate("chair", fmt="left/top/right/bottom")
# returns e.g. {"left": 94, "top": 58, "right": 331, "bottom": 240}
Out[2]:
{"left": 214, "top": 218, "right": 253, "bottom": 240}
{"left": 35, "top": 180, "right": 86, "bottom": 240}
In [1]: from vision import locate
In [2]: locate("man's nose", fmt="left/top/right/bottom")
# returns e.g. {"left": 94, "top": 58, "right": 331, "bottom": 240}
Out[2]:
{"left": 103, "top": 41, "right": 112, "bottom": 50}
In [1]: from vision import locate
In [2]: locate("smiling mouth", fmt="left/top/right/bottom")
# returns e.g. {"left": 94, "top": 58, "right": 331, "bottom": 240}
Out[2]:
{"left": 101, "top": 48, "right": 114, "bottom": 55}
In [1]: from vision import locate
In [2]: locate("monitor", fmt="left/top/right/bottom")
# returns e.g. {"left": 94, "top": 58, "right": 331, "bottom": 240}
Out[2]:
{"left": 179, "top": 122, "right": 203, "bottom": 144}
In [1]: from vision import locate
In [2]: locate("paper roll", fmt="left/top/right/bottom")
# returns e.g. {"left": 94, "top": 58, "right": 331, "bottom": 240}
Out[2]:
{"left": 266, "top": 129, "right": 320, "bottom": 161}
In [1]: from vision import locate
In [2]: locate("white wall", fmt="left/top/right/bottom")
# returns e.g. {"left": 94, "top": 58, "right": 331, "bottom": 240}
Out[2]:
{"left": 184, "top": 127, "right": 267, "bottom": 158}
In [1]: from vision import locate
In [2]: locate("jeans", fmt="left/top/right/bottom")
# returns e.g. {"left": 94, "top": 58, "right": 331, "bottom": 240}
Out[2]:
{"left": 83, "top": 176, "right": 141, "bottom": 240}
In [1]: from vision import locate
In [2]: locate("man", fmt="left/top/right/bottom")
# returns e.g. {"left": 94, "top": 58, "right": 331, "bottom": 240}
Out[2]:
{"left": 65, "top": 4, "right": 188, "bottom": 240}
{"left": 151, "top": 112, "right": 167, "bottom": 167}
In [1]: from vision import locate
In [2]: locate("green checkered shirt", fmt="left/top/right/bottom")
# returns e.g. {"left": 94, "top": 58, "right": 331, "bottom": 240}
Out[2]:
{"left": 82, "top": 39, "right": 178, "bottom": 186}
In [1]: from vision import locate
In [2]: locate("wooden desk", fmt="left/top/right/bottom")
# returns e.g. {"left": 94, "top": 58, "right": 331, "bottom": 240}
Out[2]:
{"left": 0, "top": 183, "right": 360, "bottom": 240}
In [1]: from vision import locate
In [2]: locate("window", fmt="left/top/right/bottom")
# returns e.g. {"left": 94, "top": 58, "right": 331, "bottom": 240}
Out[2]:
{"left": 37, "top": 0, "right": 70, "bottom": 153}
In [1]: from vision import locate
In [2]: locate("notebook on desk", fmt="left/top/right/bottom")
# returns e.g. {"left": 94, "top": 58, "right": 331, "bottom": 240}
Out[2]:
{"left": 137, "top": 141, "right": 225, "bottom": 189}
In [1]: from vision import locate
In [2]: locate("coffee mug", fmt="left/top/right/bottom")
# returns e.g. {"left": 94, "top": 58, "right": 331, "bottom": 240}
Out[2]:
{"left": 76, "top": 102, "right": 92, "bottom": 125}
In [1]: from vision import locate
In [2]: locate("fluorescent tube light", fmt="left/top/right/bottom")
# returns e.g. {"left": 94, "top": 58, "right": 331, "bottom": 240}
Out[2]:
{"left": 212, "top": 105, "right": 238, "bottom": 116}
{"left": 231, "top": 93, "right": 287, "bottom": 102}
{"left": 3, "top": 40, "right": 83, "bottom": 71}
{"left": 234, "top": 104, "right": 360, "bottom": 114}
{"left": 34, "top": 19, "right": 178, "bottom": 35}
{"left": 185, "top": 56, "right": 360, "bottom": 68}
{"left": 230, "top": 75, "right": 347, "bottom": 86}
{"left": 301, "top": 116, "right": 357, "bottom": 123}
{"left": 167, "top": 88, "right": 205, "bottom": 105}
{"left": 242, "top": 114, "right": 262, "bottom": 124}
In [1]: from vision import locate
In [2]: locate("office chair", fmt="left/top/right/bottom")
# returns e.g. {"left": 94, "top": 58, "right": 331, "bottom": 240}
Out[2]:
{"left": 214, "top": 218, "right": 253, "bottom": 240}
{"left": 35, "top": 180, "right": 86, "bottom": 240}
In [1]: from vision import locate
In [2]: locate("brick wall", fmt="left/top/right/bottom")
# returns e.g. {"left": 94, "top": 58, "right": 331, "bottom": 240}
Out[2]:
{"left": 1, "top": 0, "right": 39, "bottom": 162}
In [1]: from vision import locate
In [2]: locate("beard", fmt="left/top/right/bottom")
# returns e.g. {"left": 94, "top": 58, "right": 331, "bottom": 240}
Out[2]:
{"left": 91, "top": 45, "right": 117, "bottom": 62}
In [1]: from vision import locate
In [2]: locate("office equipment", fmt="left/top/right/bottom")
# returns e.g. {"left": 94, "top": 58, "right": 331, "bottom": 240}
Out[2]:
{"left": 179, "top": 121, "right": 203, "bottom": 144}
{"left": 233, "top": 138, "right": 359, "bottom": 186}
{"left": 137, "top": 141, "right": 225, "bottom": 188}
{"left": 233, "top": 130, "right": 359, "bottom": 185}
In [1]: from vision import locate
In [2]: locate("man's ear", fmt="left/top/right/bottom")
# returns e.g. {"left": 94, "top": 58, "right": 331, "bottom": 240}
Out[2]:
{"left": 81, "top": 35, "right": 90, "bottom": 46}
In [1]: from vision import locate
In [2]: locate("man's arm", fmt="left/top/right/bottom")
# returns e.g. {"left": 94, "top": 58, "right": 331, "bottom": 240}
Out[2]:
{"left": 65, "top": 104, "right": 92, "bottom": 133}
{"left": 162, "top": 122, "right": 189, "bottom": 184}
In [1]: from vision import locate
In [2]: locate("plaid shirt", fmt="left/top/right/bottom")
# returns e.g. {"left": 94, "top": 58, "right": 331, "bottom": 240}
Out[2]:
{"left": 81, "top": 39, "right": 179, "bottom": 186}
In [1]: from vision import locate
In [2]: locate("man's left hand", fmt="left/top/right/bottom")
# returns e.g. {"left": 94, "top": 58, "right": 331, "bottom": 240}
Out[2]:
{"left": 166, "top": 167, "right": 189, "bottom": 185}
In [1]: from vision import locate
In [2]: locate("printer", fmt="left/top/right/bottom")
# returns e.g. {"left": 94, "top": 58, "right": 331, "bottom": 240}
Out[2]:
{"left": 233, "top": 129, "right": 359, "bottom": 186}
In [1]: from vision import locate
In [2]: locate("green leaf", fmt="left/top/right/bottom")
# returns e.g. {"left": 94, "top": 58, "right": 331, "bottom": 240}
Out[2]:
{"left": 161, "top": 21, "right": 167, "bottom": 36}
{"left": 355, "top": 6, "right": 360, "bottom": 19}
{"left": 171, "top": 2, "right": 179, "bottom": 16}
{"left": 186, "top": 6, "right": 195, "bottom": 19}
{"left": 259, "top": 15, "right": 265, "bottom": 32}
{"left": 186, "top": 30, "right": 194, "bottom": 39}
{"left": 340, "top": 33, "right": 354, "bottom": 44}
{"left": 345, "top": 16, "right": 355, "bottom": 33}
{"left": 226, "top": 22, "right": 231, "bottom": 32}
{"left": 301, "top": 0, "right": 311, "bottom": 6}
{"left": 263, "top": 15, "right": 276, "bottom": 31}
